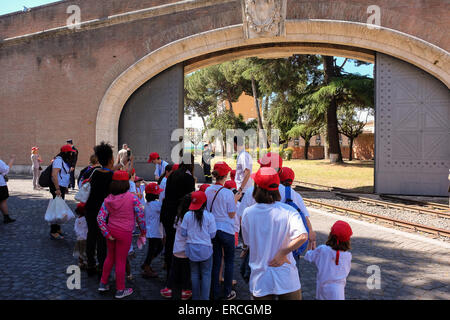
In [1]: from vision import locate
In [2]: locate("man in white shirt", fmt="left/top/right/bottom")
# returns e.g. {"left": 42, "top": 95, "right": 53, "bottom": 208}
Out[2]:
{"left": 148, "top": 152, "right": 168, "bottom": 182}
{"left": 233, "top": 136, "right": 253, "bottom": 193}
{"left": 117, "top": 144, "right": 129, "bottom": 167}
{"left": 0, "top": 155, "right": 16, "bottom": 224}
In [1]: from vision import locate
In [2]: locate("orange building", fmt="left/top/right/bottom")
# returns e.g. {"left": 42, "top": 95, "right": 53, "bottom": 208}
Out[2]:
{"left": 223, "top": 92, "right": 262, "bottom": 122}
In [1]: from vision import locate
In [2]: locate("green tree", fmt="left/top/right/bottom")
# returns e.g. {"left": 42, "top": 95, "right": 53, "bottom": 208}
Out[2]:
{"left": 338, "top": 105, "right": 372, "bottom": 161}
{"left": 304, "top": 56, "right": 374, "bottom": 163}
{"left": 288, "top": 122, "right": 322, "bottom": 160}
{"left": 185, "top": 70, "right": 216, "bottom": 127}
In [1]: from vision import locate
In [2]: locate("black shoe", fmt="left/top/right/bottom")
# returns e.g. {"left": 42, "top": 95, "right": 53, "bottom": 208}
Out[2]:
{"left": 3, "top": 215, "right": 15, "bottom": 224}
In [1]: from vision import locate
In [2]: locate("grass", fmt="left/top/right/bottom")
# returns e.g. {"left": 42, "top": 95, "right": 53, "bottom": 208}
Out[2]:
{"left": 204, "top": 156, "right": 374, "bottom": 193}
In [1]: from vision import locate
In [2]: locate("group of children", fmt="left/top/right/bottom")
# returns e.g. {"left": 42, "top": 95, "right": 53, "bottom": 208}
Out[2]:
{"left": 72, "top": 150, "right": 353, "bottom": 300}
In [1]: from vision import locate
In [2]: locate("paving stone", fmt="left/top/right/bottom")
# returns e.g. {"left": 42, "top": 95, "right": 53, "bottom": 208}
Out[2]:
{"left": 1, "top": 178, "right": 449, "bottom": 300}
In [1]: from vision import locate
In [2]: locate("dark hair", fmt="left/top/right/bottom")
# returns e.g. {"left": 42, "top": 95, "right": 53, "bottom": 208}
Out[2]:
{"left": 280, "top": 180, "right": 293, "bottom": 187}
{"left": 326, "top": 233, "right": 351, "bottom": 252}
{"left": 145, "top": 193, "right": 159, "bottom": 202}
{"left": 193, "top": 203, "right": 206, "bottom": 228}
{"left": 89, "top": 154, "right": 98, "bottom": 165}
{"left": 252, "top": 185, "right": 281, "bottom": 204}
{"left": 109, "top": 180, "right": 130, "bottom": 195}
{"left": 157, "top": 164, "right": 173, "bottom": 185}
{"left": 179, "top": 153, "right": 195, "bottom": 175}
{"left": 175, "top": 193, "right": 192, "bottom": 225}
{"left": 233, "top": 136, "right": 238, "bottom": 145}
{"left": 212, "top": 170, "right": 226, "bottom": 181}
{"left": 94, "top": 142, "right": 114, "bottom": 167}
{"left": 57, "top": 151, "right": 73, "bottom": 164}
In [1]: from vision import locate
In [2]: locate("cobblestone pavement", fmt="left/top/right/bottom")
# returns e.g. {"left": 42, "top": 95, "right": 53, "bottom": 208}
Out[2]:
{"left": 1, "top": 177, "right": 449, "bottom": 300}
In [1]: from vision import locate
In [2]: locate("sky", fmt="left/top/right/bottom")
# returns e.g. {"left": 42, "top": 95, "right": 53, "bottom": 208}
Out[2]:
{"left": 0, "top": 0, "right": 61, "bottom": 16}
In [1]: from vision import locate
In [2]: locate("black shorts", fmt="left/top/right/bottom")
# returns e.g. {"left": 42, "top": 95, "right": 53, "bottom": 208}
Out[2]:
{"left": 0, "top": 186, "right": 9, "bottom": 201}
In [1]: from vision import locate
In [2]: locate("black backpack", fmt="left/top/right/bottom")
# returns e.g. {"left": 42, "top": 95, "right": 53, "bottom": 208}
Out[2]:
{"left": 38, "top": 163, "right": 54, "bottom": 188}
{"left": 39, "top": 156, "right": 67, "bottom": 188}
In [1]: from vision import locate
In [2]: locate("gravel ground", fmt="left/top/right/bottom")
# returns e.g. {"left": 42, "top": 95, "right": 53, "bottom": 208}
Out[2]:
{"left": 301, "top": 192, "right": 450, "bottom": 235}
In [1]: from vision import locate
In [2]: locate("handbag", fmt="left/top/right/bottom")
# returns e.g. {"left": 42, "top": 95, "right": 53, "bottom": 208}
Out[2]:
{"left": 45, "top": 196, "right": 75, "bottom": 224}
{"left": 74, "top": 168, "right": 98, "bottom": 203}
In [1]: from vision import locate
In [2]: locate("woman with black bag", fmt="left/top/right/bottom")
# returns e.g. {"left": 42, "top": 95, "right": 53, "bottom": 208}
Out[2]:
{"left": 159, "top": 153, "right": 195, "bottom": 296}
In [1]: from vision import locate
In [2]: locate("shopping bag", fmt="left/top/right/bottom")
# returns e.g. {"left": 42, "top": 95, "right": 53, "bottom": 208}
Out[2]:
{"left": 45, "top": 196, "right": 75, "bottom": 224}
{"left": 137, "top": 236, "right": 146, "bottom": 250}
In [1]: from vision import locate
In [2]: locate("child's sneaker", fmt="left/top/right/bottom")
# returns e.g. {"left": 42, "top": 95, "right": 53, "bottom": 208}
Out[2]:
{"left": 98, "top": 282, "right": 110, "bottom": 292}
{"left": 181, "top": 290, "right": 192, "bottom": 300}
{"left": 115, "top": 288, "right": 133, "bottom": 299}
{"left": 160, "top": 287, "right": 172, "bottom": 299}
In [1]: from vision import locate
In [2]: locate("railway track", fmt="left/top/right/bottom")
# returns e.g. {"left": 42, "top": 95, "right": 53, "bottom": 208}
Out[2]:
{"left": 335, "top": 193, "right": 450, "bottom": 218}
{"left": 379, "top": 194, "right": 449, "bottom": 211}
{"left": 303, "top": 198, "right": 450, "bottom": 238}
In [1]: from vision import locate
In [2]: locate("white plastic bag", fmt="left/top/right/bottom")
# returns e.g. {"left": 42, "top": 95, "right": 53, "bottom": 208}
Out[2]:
{"left": 75, "top": 181, "right": 91, "bottom": 202}
{"left": 45, "top": 196, "right": 75, "bottom": 224}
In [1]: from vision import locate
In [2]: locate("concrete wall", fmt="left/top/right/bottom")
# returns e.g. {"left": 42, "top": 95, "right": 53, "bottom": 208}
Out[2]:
{"left": 375, "top": 53, "right": 450, "bottom": 196}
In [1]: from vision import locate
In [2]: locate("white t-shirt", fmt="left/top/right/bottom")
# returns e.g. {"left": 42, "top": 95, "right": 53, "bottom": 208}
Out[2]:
{"left": 235, "top": 149, "right": 253, "bottom": 191}
{"left": 154, "top": 160, "right": 168, "bottom": 179}
{"left": 136, "top": 184, "right": 145, "bottom": 206}
{"left": 181, "top": 210, "right": 216, "bottom": 247}
{"left": 205, "top": 184, "right": 236, "bottom": 235}
{"left": 173, "top": 220, "right": 187, "bottom": 256}
{"left": 237, "top": 185, "right": 310, "bottom": 219}
{"left": 144, "top": 201, "right": 164, "bottom": 239}
{"left": 0, "top": 160, "right": 10, "bottom": 187}
{"left": 304, "top": 245, "right": 352, "bottom": 300}
{"left": 52, "top": 156, "right": 70, "bottom": 187}
{"left": 241, "top": 202, "right": 307, "bottom": 297}
{"left": 159, "top": 177, "right": 167, "bottom": 202}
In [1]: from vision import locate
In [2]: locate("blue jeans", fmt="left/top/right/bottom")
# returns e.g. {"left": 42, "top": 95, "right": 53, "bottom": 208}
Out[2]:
{"left": 212, "top": 230, "right": 235, "bottom": 299}
{"left": 190, "top": 256, "right": 213, "bottom": 300}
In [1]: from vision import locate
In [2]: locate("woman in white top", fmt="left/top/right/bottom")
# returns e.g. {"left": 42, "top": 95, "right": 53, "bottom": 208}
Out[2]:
{"left": 0, "top": 155, "right": 16, "bottom": 224}
{"left": 31, "top": 147, "right": 42, "bottom": 190}
{"left": 241, "top": 167, "right": 308, "bottom": 300}
{"left": 205, "top": 161, "right": 242, "bottom": 300}
{"left": 49, "top": 144, "right": 76, "bottom": 240}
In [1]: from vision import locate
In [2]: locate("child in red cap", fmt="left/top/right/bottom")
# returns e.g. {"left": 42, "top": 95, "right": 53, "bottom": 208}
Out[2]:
{"left": 180, "top": 191, "right": 217, "bottom": 300}
{"left": 141, "top": 183, "right": 164, "bottom": 279}
{"left": 96, "top": 170, "right": 146, "bottom": 299}
{"left": 304, "top": 220, "right": 353, "bottom": 300}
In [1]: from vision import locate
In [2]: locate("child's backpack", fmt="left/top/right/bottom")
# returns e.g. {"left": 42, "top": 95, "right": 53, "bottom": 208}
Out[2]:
{"left": 284, "top": 185, "right": 309, "bottom": 257}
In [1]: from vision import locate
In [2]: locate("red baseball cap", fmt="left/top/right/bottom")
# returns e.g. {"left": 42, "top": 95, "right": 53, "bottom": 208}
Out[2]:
{"left": 224, "top": 180, "right": 237, "bottom": 190}
{"left": 134, "top": 176, "right": 143, "bottom": 182}
{"left": 331, "top": 221, "right": 353, "bottom": 242}
{"left": 189, "top": 191, "right": 207, "bottom": 210}
{"left": 279, "top": 167, "right": 295, "bottom": 185}
{"left": 147, "top": 152, "right": 160, "bottom": 162}
{"left": 145, "top": 182, "right": 163, "bottom": 195}
{"left": 251, "top": 167, "right": 280, "bottom": 191}
{"left": 213, "top": 161, "right": 232, "bottom": 177}
{"left": 199, "top": 184, "right": 210, "bottom": 192}
{"left": 230, "top": 170, "right": 236, "bottom": 181}
{"left": 258, "top": 152, "right": 283, "bottom": 170}
{"left": 61, "top": 144, "right": 76, "bottom": 153}
{"left": 130, "top": 168, "right": 135, "bottom": 175}
{"left": 172, "top": 164, "right": 179, "bottom": 171}
{"left": 31, "top": 146, "right": 39, "bottom": 151}
{"left": 112, "top": 170, "right": 129, "bottom": 181}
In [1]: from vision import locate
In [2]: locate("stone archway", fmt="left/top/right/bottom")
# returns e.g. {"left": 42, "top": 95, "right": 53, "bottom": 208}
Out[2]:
{"left": 96, "top": 20, "right": 450, "bottom": 149}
